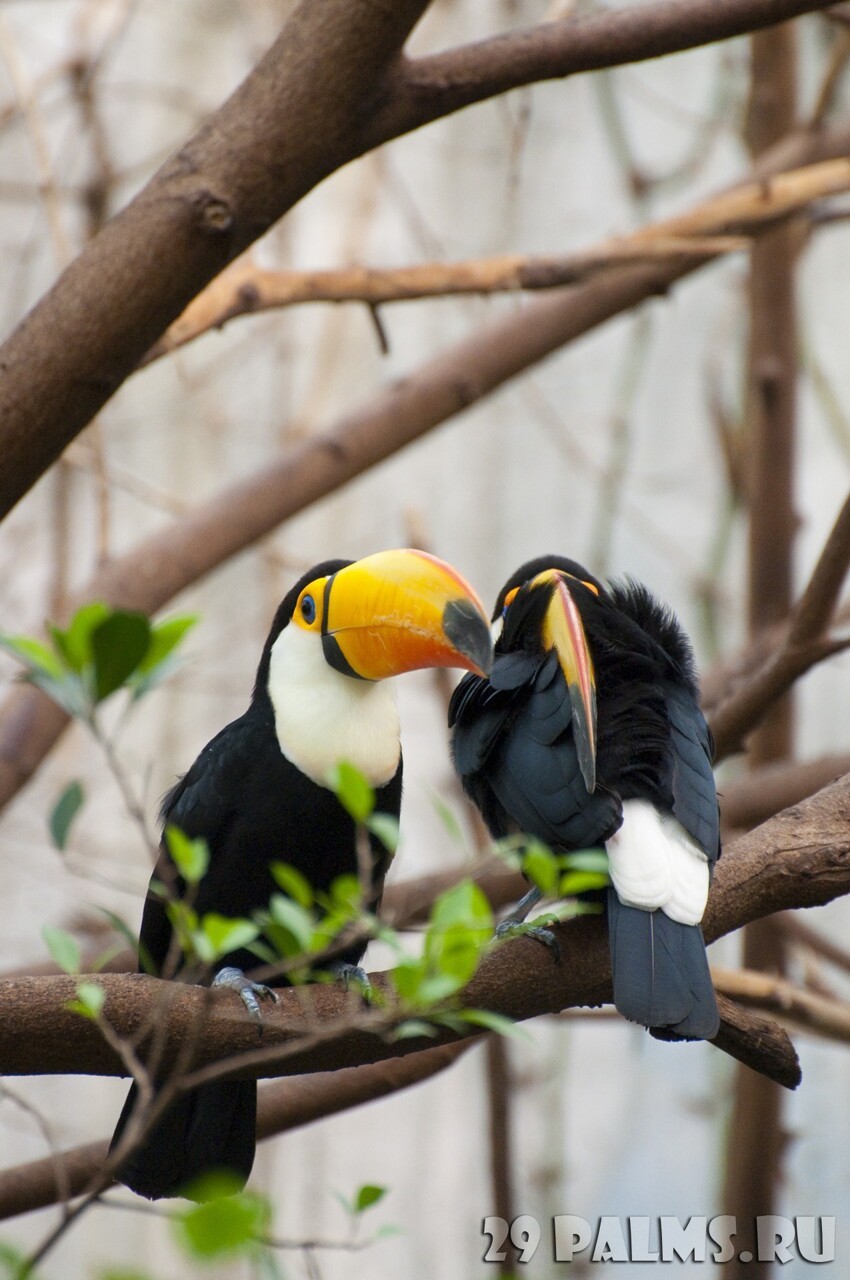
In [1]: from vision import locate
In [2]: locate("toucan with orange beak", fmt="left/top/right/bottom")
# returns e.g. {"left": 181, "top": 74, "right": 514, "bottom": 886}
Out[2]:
{"left": 449, "top": 555, "right": 719, "bottom": 1042}
{"left": 111, "top": 549, "right": 493, "bottom": 1199}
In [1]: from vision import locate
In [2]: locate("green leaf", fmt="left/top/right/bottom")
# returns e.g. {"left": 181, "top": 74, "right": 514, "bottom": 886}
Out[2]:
{"left": 42, "top": 925, "right": 81, "bottom": 975}
{"left": 67, "top": 981, "right": 105, "bottom": 1020}
{"left": 560, "top": 847, "right": 609, "bottom": 874}
{"left": 49, "top": 779, "right": 84, "bottom": 850}
{"left": 327, "top": 761, "right": 375, "bottom": 823}
{"left": 428, "top": 789, "right": 464, "bottom": 843}
{"left": 165, "top": 825, "right": 210, "bottom": 885}
{"left": 522, "top": 842, "right": 559, "bottom": 896}
{"left": 390, "top": 1018, "right": 438, "bottom": 1041}
{"left": 130, "top": 614, "right": 198, "bottom": 700}
{"left": 270, "top": 861, "right": 314, "bottom": 908}
{"left": 266, "top": 894, "right": 316, "bottom": 955}
{"left": 91, "top": 610, "right": 151, "bottom": 701}
{"left": 558, "top": 870, "right": 610, "bottom": 897}
{"left": 166, "top": 900, "right": 200, "bottom": 955}
{"left": 366, "top": 812, "right": 400, "bottom": 855}
{"left": 196, "top": 914, "right": 259, "bottom": 963}
{"left": 429, "top": 879, "right": 493, "bottom": 933}
{"left": 94, "top": 906, "right": 156, "bottom": 975}
{"left": 354, "top": 1184, "right": 387, "bottom": 1214}
{"left": 456, "top": 1008, "right": 532, "bottom": 1042}
{"left": 326, "top": 873, "right": 363, "bottom": 914}
{"left": 175, "top": 1184, "right": 269, "bottom": 1259}
{"left": 54, "top": 602, "right": 112, "bottom": 673}
{"left": 425, "top": 922, "right": 482, "bottom": 987}
{"left": 0, "top": 633, "right": 65, "bottom": 679}
{"left": 137, "top": 614, "right": 198, "bottom": 676}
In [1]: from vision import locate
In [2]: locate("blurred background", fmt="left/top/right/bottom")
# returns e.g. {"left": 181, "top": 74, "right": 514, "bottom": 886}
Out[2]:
{"left": 0, "top": 0, "right": 848, "bottom": 1275}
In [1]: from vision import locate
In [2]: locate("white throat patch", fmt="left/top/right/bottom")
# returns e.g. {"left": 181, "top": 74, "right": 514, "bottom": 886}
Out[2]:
{"left": 267, "top": 625, "right": 401, "bottom": 789}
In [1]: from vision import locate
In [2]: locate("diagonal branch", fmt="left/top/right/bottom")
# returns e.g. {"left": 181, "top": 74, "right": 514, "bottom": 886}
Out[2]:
{"left": 0, "top": 0, "right": 840, "bottom": 520}
{"left": 143, "top": 158, "right": 850, "bottom": 365}
{"left": 4, "top": 770, "right": 850, "bottom": 1085}
{"left": 710, "top": 488, "right": 850, "bottom": 758}
{"left": 367, "top": 0, "right": 840, "bottom": 147}
{"left": 5, "top": 141, "right": 850, "bottom": 817}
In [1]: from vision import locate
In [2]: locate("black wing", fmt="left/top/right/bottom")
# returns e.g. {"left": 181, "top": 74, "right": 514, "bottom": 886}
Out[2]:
{"left": 451, "top": 651, "right": 622, "bottom": 850}
{"left": 665, "top": 683, "right": 720, "bottom": 866}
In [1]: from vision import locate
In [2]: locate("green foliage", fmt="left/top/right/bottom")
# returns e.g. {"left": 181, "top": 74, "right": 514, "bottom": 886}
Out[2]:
{"left": 390, "top": 879, "right": 493, "bottom": 1007}
{"left": 66, "top": 981, "right": 105, "bottom": 1021}
{"left": 194, "top": 915, "right": 259, "bottom": 965}
{"left": 328, "top": 760, "right": 400, "bottom": 852}
{"left": 41, "top": 925, "right": 81, "bottom": 975}
{"left": 335, "top": 1183, "right": 388, "bottom": 1217}
{"left": 270, "top": 861, "right": 314, "bottom": 908}
{"left": 0, "top": 603, "right": 197, "bottom": 721}
{"left": 94, "top": 907, "right": 156, "bottom": 976}
{"left": 520, "top": 841, "right": 610, "bottom": 898}
{"left": 327, "top": 760, "right": 375, "bottom": 823}
{"left": 164, "top": 825, "right": 210, "bottom": 885}
{"left": 174, "top": 1175, "right": 270, "bottom": 1261}
{"left": 48, "top": 779, "right": 85, "bottom": 850}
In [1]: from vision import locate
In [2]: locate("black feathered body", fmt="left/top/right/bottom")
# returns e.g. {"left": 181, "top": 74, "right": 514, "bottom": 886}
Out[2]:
{"left": 112, "top": 564, "right": 402, "bottom": 1199}
{"left": 450, "top": 569, "right": 720, "bottom": 1040}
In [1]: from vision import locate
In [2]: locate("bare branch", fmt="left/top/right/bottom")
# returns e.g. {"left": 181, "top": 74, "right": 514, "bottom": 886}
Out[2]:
{"left": 144, "top": 159, "right": 850, "bottom": 364}
{"left": 368, "top": 0, "right": 840, "bottom": 147}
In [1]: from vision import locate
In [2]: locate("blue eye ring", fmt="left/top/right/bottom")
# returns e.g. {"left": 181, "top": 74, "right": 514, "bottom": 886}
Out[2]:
{"left": 301, "top": 594, "right": 316, "bottom": 624}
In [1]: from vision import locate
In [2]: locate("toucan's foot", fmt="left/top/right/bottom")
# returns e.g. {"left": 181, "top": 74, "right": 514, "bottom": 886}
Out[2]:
{"left": 213, "top": 966, "right": 280, "bottom": 1021}
{"left": 495, "top": 918, "right": 562, "bottom": 963}
{"left": 329, "top": 961, "right": 372, "bottom": 999}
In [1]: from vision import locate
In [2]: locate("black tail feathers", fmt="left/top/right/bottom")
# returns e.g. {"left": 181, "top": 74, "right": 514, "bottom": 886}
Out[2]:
{"left": 110, "top": 1079, "right": 257, "bottom": 1201}
{"left": 607, "top": 889, "right": 719, "bottom": 1041}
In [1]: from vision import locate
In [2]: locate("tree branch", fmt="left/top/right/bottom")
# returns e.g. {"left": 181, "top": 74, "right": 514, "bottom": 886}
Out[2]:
{"left": 0, "top": 1041, "right": 472, "bottom": 1222}
{"left": 143, "top": 158, "right": 850, "bottom": 365}
{"left": 5, "top": 141, "right": 850, "bottom": 817}
{"left": 6, "top": 769, "right": 850, "bottom": 1083}
{"left": 710, "top": 488, "right": 850, "bottom": 758}
{"left": 0, "top": 0, "right": 840, "bottom": 520}
{"left": 368, "top": 0, "right": 840, "bottom": 148}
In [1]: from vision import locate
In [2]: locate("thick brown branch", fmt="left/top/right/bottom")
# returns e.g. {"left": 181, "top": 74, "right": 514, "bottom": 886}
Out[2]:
{"left": 5, "top": 770, "right": 850, "bottom": 1082}
{"left": 369, "top": 0, "right": 839, "bottom": 147}
{"left": 713, "top": 965, "right": 850, "bottom": 1042}
{"left": 0, "top": 0, "right": 840, "bottom": 519}
{"left": 0, "top": 0, "right": 430, "bottom": 519}
{"left": 710, "top": 488, "right": 850, "bottom": 758}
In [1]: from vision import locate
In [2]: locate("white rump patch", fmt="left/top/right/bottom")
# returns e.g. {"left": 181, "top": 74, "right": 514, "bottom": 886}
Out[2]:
{"left": 605, "top": 798, "right": 709, "bottom": 926}
{"left": 268, "top": 625, "right": 401, "bottom": 788}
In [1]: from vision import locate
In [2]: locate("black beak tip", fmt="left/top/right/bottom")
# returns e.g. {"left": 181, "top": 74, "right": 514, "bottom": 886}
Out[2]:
{"left": 443, "top": 599, "right": 494, "bottom": 675}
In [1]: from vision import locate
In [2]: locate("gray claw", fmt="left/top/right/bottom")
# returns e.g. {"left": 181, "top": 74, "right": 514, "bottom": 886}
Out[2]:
{"left": 330, "top": 961, "right": 372, "bottom": 998}
{"left": 213, "top": 966, "right": 280, "bottom": 1021}
{"left": 494, "top": 919, "right": 561, "bottom": 963}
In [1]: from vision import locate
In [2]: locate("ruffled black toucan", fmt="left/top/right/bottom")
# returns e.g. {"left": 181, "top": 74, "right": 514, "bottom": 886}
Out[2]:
{"left": 449, "top": 555, "right": 720, "bottom": 1042}
{"left": 111, "top": 549, "right": 492, "bottom": 1199}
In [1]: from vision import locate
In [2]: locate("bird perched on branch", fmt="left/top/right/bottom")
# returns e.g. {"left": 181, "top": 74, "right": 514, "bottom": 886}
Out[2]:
{"left": 111, "top": 548, "right": 492, "bottom": 1199}
{"left": 449, "top": 555, "right": 720, "bottom": 1042}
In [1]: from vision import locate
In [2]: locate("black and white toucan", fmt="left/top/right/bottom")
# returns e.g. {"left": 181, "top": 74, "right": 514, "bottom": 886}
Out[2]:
{"left": 449, "top": 555, "right": 720, "bottom": 1042}
{"left": 111, "top": 549, "right": 493, "bottom": 1199}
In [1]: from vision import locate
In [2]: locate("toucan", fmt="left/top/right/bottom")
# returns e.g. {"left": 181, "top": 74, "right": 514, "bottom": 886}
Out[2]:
{"left": 110, "top": 549, "right": 493, "bottom": 1199}
{"left": 449, "top": 555, "right": 720, "bottom": 1042}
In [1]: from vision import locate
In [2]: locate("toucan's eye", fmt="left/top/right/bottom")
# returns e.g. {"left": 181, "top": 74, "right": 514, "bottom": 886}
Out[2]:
{"left": 301, "top": 594, "right": 317, "bottom": 624}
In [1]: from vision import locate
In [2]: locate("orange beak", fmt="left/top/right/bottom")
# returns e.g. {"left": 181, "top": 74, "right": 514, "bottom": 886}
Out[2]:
{"left": 534, "top": 570, "right": 597, "bottom": 793}
{"left": 322, "top": 549, "right": 493, "bottom": 681}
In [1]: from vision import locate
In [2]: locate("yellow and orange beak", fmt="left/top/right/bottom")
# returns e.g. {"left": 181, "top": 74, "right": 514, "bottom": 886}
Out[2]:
{"left": 532, "top": 569, "right": 598, "bottom": 793}
{"left": 296, "top": 549, "right": 493, "bottom": 681}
